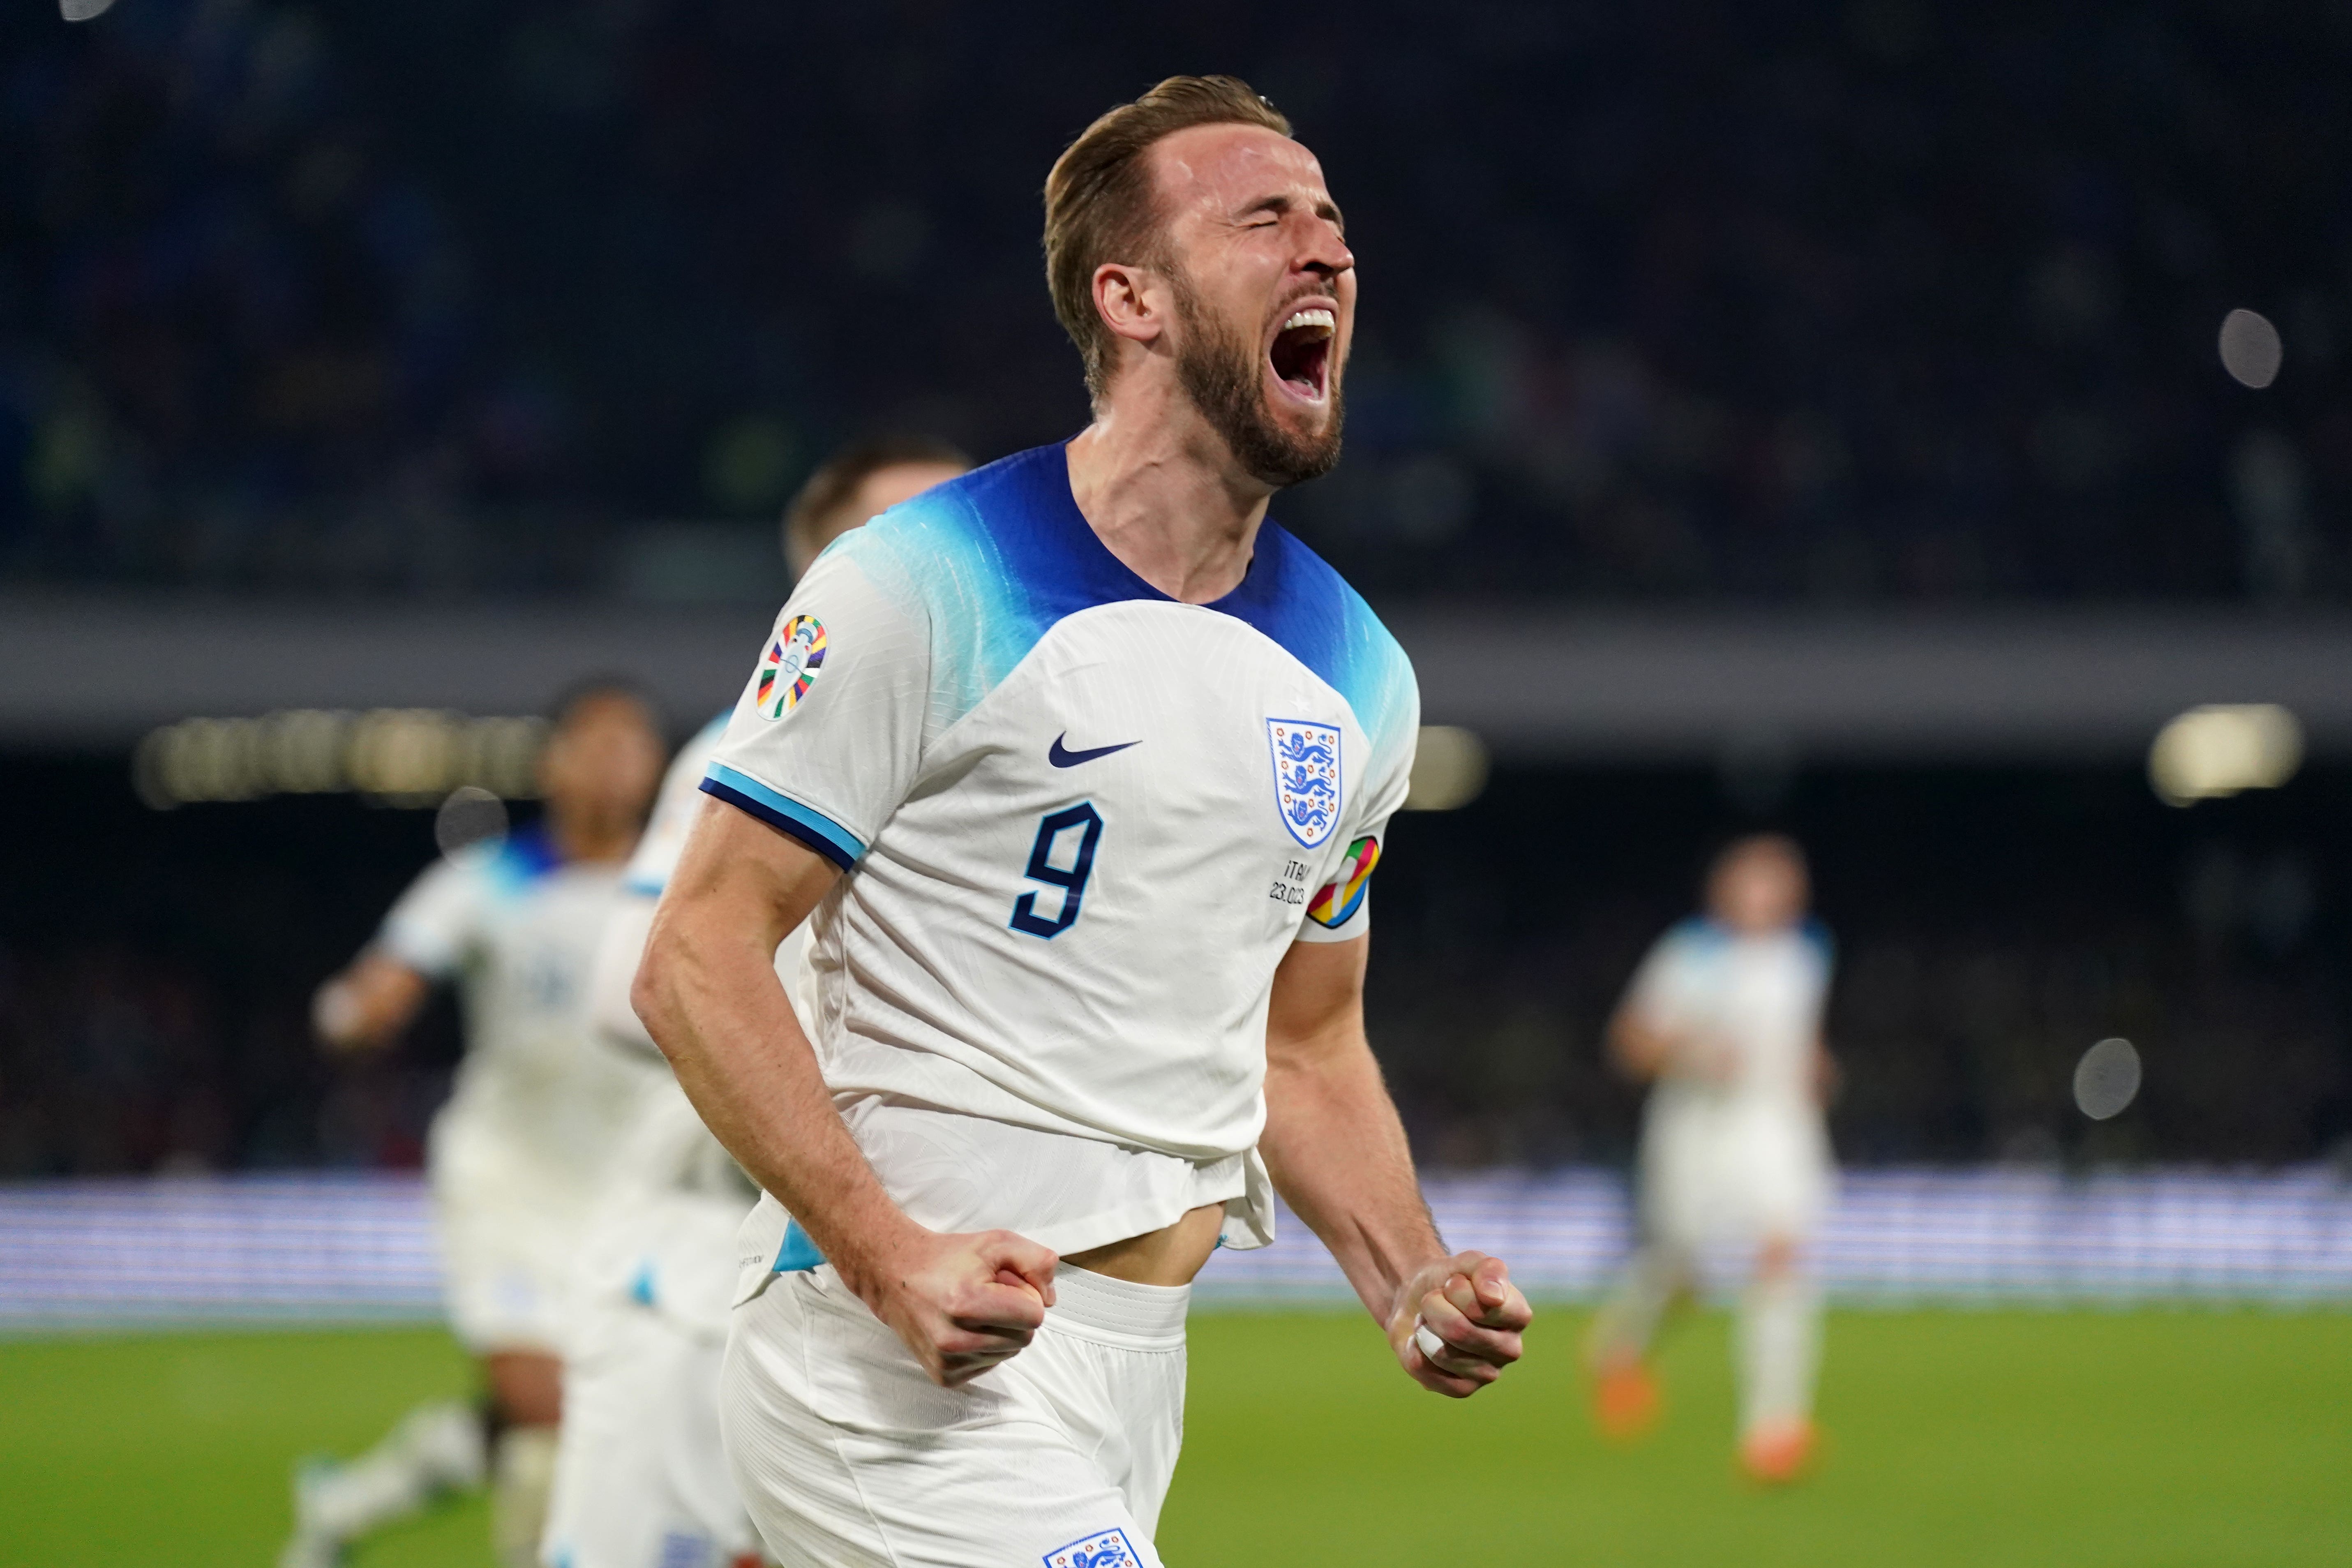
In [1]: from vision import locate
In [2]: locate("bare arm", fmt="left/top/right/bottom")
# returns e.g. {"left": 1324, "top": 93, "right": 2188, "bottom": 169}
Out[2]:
{"left": 1258, "top": 936, "right": 1531, "bottom": 1398}
{"left": 1814, "top": 1036, "right": 1842, "bottom": 1106}
{"left": 632, "top": 799, "right": 1057, "bottom": 1386}
{"left": 1606, "top": 1002, "right": 1677, "bottom": 1083}
{"left": 312, "top": 952, "right": 431, "bottom": 1054}
{"left": 588, "top": 894, "right": 664, "bottom": 1060}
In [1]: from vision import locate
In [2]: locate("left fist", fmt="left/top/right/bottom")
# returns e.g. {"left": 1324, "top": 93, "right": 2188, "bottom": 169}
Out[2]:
{"left": 1388, "top": 1251, "right": 1532, "bottom": 1398}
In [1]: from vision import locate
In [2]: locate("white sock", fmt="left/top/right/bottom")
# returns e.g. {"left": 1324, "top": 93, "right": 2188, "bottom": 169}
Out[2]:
{"left": 1587, "top": 1245, "right": 1685, "bottom": 1370}
{"left": 1737, "top": 1268, "right": 1822, "bottom": 1435}
{"left": 301, "top": 1400, "right": 486, "bottom": 1541}
{"left": 491, "top": 1425, "right": 561, "bottom": 1568}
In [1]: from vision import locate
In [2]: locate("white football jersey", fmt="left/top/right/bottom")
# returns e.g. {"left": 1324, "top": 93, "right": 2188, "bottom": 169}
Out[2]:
{"left": 703, "top": 442, "right": 1418, "bottom": 1258}
{"left": 580, "top": 713, "right": 771, "bottom": 1334}
{"left": 1623, "top": 917, "right": 1834, "bottom": 1108}
{"left": 378, "top": 831, "right": 652, "bottom": 1197}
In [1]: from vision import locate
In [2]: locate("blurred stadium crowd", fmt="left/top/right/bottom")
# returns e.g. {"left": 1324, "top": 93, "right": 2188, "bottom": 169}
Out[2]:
{"left": 4, "top": 757, "right": 2345, "bottom": 1179}
{"left": 5, "top": 0, "right": 2352, "bottom": 602}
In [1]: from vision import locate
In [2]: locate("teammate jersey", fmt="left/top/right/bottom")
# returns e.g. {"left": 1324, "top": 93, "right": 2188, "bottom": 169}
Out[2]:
{"left": 580, "top": 713, "right": 770, "bottom": 1334}
{"left": 702, "top": 441, "right": 1418, "bottom": 1256}
{"left": 379, "top": 828, "right": 651, "bottom": 1193}
{"left": 1622, "top": 917, "right": 1834, "bottom": 1108}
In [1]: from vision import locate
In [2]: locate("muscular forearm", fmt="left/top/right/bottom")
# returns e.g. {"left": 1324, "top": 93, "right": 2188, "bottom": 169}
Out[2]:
{"left": 635, "top": 905, "right": 913, "bottom": 1304}
{"left": 1260, "top": 1040, "right": 1445, "bottom": 1325}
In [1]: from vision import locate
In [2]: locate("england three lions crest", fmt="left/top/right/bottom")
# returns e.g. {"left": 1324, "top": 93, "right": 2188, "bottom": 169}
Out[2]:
{"left": 1267, "top": 718, "right": 1343, "bottom": 849}
{"left": 1043, "top": 1529, "right": 1138, "bottom": 1568}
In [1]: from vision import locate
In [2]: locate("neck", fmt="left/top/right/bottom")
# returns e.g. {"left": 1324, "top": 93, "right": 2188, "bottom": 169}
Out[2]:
{"left": 1065, "top": 378, "right": 1273, "bottom": 605}
{"left": 549, "top": 808, "right": 632, "bottom": 866}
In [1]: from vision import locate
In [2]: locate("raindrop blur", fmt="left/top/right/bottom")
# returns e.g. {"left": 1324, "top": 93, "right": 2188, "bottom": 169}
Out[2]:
{"left": 2073, "top": 1037, "right": 2142, "bottom": 1121}
{"left": 2218, "top": 308, "right": 2283, "bottom": 389}
{"left": 434, "top": 786, "right": 509, "bottom": 856}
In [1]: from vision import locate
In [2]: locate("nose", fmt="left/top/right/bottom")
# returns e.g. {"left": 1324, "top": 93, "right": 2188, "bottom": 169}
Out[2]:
{"left": 1299, "top": 218, "right": 1353, "bottom": 283}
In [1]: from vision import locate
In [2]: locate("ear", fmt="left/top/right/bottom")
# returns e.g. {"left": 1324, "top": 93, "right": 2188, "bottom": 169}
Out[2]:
{"left": 1092, "top": 260, "right": 1170, "bottom": 350}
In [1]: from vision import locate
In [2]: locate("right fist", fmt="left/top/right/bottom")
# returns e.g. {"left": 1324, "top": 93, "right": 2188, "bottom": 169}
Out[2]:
{"left": 863, "top": 1227, "right": 1059, "bottom": 1387}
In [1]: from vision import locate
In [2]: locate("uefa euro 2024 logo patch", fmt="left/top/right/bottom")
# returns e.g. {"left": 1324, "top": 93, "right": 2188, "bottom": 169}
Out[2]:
{"left": 1042, "top": 1529, "right": 1138, "bottom": 1568}
{"left": 1267, "top": 717, "right": 1343, "bottom": 849}
{"left": 756, "top": 614, "right": 827, "bottom": 720}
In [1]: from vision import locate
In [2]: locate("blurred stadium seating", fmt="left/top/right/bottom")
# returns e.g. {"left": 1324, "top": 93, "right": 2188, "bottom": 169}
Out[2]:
{"left": 5, "top": 0, "right": 2352, "bottom": 603}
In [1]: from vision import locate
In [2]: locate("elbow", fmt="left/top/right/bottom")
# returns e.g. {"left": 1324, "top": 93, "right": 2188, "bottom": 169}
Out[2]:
{"left": 630, "top": 927, "right": 685, "bottom": 1066}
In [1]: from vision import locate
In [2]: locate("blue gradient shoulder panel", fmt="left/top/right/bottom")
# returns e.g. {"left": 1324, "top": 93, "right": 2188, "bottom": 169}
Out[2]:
{"left": 831, "top": 442, "right": 1416, "bottom": 756}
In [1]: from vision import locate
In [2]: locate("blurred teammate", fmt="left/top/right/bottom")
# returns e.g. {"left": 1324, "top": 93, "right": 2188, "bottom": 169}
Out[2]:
{"left": 542, "top": 437, "right": 968, "bottom": 1568}
{"left": 282, "top": 684, "right": 667, "bottom": 1568}
{"left": 1585, "top": 834, "right": 1837, "bottom": 1483}
{"left": 636, "top": 76, "right": 1530, "bottom": 1568}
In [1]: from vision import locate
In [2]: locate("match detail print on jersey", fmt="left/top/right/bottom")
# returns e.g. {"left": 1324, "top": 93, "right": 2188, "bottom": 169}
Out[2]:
{"left": 1267, "top": 718, "right": 1343, "bottom": 849}
{"left": 756, "top": 614, "right": 828, "bottom": 719}
{"left": 1306, "top": 834, "right": 1381, "bottom": 928}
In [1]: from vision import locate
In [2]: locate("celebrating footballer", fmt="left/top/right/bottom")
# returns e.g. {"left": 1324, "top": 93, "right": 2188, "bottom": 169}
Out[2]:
{"left": 636, "top": 74, "right": 1532, "bottom": 1568}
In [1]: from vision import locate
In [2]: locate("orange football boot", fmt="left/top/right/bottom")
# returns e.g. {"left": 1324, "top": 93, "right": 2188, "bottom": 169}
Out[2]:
{"left": 1739, "top": 1418, "right": 1819, "bottom": 1485}
{"left": 1590, "top": 1358, "right": 1661, "bottom": 1443}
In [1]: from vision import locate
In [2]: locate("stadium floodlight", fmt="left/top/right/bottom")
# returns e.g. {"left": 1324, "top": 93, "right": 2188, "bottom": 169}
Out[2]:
{"left": 2147, "top": 703, "right": 2301, "bottom": 807}
{"left": 61, "top": 0, "right": 117, "bottom": 19}
{"left": 2219, "top": 308, "right": 2283, "bottom": 389}
{"left": 1404, "top": 725, "right": 1489, "bottom": 811}
{"left": 132, "top": 709, "right": 549, "bottom": 807}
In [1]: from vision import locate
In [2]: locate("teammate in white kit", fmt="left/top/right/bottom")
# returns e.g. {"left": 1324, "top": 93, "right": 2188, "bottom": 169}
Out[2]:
{"left": 635, "top": 76, "right": 1533, "bottom": 1568}
{"left": 282, "top": 685, "right": 667, "bottom": 1568}
{"left": 542, "top": 438, "right": 969, "bottom": 1568}
{"left": 1585, "top": 834, "right": 1837, "bottom": 1483}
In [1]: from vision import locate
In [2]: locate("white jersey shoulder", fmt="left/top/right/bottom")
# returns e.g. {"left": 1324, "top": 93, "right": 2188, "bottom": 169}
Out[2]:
{"left": 702, "top": 442, "right": 1419, "bottom": 1255}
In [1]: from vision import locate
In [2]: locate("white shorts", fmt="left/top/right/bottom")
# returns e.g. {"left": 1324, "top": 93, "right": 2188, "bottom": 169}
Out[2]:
{"left": 722, "top": 1263, "right": 1187, "bottom": 1568}
{"left": 543, "top": 1292, "right": 762, "bottom": 1568}
{"left": 1640, "top": 1095, "right": 1832, "bottom": 1251}
{"left": 430, "top": 1121, "right": 596, "bottom": 1355}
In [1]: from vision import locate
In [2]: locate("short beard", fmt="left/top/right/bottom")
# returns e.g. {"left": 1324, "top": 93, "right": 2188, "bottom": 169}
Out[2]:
{"left": 1170, "top": 268, "right": 1344, "bottom": 489}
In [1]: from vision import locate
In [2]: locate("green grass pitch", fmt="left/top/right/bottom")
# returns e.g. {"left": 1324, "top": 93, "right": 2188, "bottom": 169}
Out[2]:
{"left": 0, "top": 1309, "right": 2343, "bottom": 1566}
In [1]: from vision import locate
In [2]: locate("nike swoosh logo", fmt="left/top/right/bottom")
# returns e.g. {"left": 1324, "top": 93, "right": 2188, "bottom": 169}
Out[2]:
{"left": 1048, "top": 733, "right": 1140, "bottom": 768}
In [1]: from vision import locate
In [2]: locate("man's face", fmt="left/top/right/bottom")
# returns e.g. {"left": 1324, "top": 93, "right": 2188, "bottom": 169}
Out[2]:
{"left": 539, "top": 693, "right": 665, "bottom": 827}
{"left": 1147, "top": 123, "right": 1355, "bottom": 487}
{"left": 792, "top": 459, "right": 969, "bottom": 573}
{"left": 847, "top": 461, "right": 967, "bottom": 530}
{"left": 1708, "top": 845, "right": 1810, "bottom": 935}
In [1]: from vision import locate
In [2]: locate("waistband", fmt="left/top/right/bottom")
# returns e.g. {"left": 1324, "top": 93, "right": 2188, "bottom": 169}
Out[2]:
{"left": 1043, "top": 1262, "right": 1189, "bottom": 1350}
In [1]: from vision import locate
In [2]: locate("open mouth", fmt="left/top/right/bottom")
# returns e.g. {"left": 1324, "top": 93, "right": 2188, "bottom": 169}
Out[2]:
{"left": 1268, "top": 306, "right": 1336, "bottom": 403}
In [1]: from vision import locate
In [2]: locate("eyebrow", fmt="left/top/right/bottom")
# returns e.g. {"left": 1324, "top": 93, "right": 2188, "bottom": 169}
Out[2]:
{"left": 1239, "top": 192, "right": 1347, "bottom": 233}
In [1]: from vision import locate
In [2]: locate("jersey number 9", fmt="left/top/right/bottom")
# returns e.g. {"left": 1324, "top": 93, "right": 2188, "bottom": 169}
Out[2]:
{"left": 1009, "top": 803, "right": 1103, "bottom": 939}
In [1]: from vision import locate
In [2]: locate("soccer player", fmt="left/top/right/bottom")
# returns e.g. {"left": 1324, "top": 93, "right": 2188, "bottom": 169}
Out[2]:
{"left": 634, "top": 76, "right": 1532, "bottom": 1568}
{"left": 1585, "top": 834, "right": 1837, "bottom": 1483}
{"left": 281, "top": 684, "right": 667, "bottom": 1568}
{"left": 542, "top": 437, "right": 970, "bottom": 1568}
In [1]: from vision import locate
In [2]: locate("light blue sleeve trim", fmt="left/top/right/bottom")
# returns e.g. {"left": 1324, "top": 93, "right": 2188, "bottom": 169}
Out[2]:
{"left": 701, "top": 762, "right": 867, "bottom": 867}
